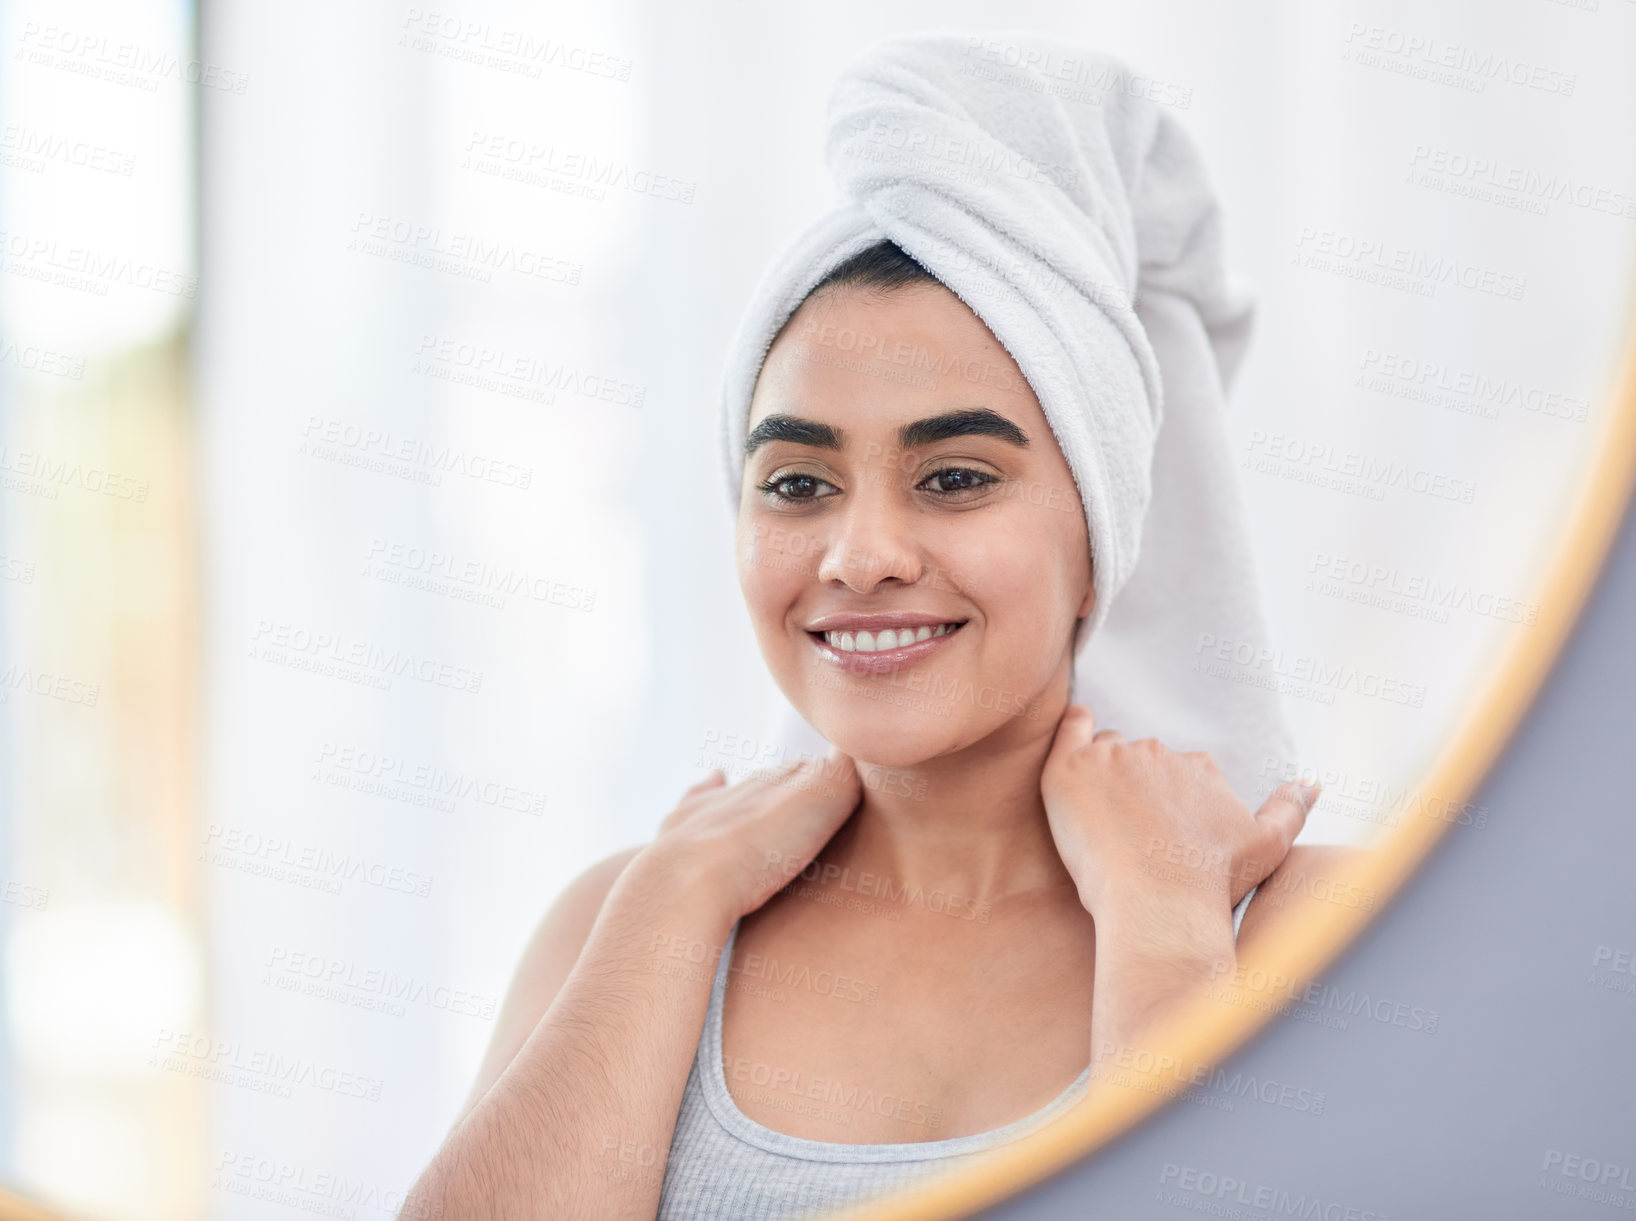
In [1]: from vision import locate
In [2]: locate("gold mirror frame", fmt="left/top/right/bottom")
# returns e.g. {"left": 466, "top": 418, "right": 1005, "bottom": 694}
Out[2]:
{"left": 807, "top": 324, "right": 1636, "bottom": 1221}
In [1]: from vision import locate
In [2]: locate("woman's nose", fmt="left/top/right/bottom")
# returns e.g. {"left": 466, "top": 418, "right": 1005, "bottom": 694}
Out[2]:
{"left": 814, "top": 483, "right": 924, "bottom": 593}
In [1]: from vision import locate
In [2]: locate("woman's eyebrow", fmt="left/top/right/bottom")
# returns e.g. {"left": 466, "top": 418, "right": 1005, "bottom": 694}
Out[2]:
{"left": 744, "top": 414, "right": 843, "bottom": 457}
{"left": 743, "top": 408, "right": 1028, "bottom": 459}
{"left": 899, "top": 408, "right": 1029, "bottom": 450}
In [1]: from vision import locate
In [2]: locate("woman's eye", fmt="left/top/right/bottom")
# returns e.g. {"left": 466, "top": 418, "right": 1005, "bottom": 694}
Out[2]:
{"left": 920, "top": 467, "right": 997, "bottom": 496}
{"left": 759, "top": 473, "right": 837, "bottom": 502}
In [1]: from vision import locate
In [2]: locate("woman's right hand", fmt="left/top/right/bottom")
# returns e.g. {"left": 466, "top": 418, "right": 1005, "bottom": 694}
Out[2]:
{"left": 405, "top": 750, "right": 861, "bottom": 1221}
{"left": 639, "top": 750, "right": 864, "bottom": 922}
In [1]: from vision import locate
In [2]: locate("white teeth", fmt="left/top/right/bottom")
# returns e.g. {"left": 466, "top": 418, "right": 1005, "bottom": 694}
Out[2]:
{"left": 821, "top": 623, "right": 960, "bottom": 653}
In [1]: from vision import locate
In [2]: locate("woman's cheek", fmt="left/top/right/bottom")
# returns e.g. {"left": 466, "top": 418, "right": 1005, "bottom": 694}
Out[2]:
{"left": 742, "top": 515, "right": 822, "bottom": 580}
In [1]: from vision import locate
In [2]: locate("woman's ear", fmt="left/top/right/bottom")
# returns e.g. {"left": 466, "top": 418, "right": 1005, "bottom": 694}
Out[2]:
{"left": 1077, "top": 549, "right": 1096, "bottom": 621}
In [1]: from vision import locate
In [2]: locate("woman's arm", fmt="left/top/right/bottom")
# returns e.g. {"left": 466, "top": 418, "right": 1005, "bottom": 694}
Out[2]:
{"left": 1038, "top": 705, "right": 1319, "bottom": 1065}
{"left": 450, "top": 845, "right": 646, "bottom": 1131}
{"left": 401, "top": 848, "right": 736, "bottom": 1221}
{"left": 401, "top": 756, "right": 862, "bottom": 1221}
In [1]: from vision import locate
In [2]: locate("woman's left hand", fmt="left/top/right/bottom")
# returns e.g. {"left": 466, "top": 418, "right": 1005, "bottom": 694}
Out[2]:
{"left": 1040, "top": 704, "right": 1320, "bottom": 1060}
{"left": 1040, "top": 703, "right": 1317, "bottom": 931}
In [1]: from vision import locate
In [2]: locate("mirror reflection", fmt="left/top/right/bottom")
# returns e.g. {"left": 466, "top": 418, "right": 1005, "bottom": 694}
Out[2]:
{"left": 2, "top": 2, "right": 1632, "bottom": 1219}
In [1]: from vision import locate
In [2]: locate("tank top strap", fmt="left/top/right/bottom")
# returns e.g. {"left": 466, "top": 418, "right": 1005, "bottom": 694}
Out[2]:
{"left": 1232, "top": 881, "right": 1260, "bottom": 941}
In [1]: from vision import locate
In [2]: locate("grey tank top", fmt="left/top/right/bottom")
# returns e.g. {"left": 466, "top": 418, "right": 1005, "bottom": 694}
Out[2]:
{"left": 655, "top": 883, "right": 1261, "bottom": 1220}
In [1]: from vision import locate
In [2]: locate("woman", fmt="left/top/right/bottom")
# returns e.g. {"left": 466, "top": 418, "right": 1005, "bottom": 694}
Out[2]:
{"left": 404, "top": 33, "right": 1363, "bottom": 1221}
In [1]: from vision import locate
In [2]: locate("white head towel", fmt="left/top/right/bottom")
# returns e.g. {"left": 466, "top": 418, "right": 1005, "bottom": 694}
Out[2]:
{"left": 718, "top": 32, "right": 1294, "bottom": 805}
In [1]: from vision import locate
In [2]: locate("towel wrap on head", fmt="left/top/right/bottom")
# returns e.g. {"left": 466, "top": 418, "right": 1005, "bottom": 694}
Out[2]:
{"left": 721, "top": 32, "right": 1295, "bottom": 805}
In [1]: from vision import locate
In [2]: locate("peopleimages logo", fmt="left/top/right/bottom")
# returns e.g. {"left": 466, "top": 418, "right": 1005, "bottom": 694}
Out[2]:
{"left": 250, "top": 620, "right": 484, "bottom": 695}
{"left": 152, "top": 1029, "right": 384, "bottom": 1100}
{"left": 962, "top": 35, "right": 1195, "bottom": 110}
{"left": 1356, "top": 349, "right": 1589, "bottom": 425}
{"left": 348, "top": 212, "right": 582, "bottom": 285}
{"left": 201, "top": 823, "right": 435, "bottom": 897}
{"left": 1260, "top": 757, "right": 1489, "bottom": 831}
{"left": 315, "top": 741, "right": 546, "bottom": 815}
{"left": 1340, "top": 21, "right": 1576, "bottom": 96}
{"left": 299, "top": 415, "right": 535, "bottom": 490}
{"left": 366, "top": 537, "right": 597, "bottom": 613}
{"left": 1307, "top": 551, "right": 1539, "bottom": 626}
{"left": 797, "top": 318, "right": 1025, "bottom": 393}
{"left": 0, "top": 227, "right": 197, "bottom": 297}
{"left": 413, "top": 333, "right": 645, "bottom": 408}
{"left": 765, "top": 851, "right": 991, "bottom": 923}
{"left": 1292, "top": 226, "right": 1526, "bottom": 301}
{"left": 397, "top": 9, "right": 633, "bottom": 81}
{"left": 1243, "top": 430, "right": 1478, "bottom": 505}
{"left": 264, "top": 946, "right": 497, "bottom": 1019}
{"left": 1540, "top": 1149, "right": 1636, "bottom": 1204}
{"left": 1194, "top": 633, "right": 1428, "bottom": 708}
{"left": 1406, "top": 145, "right": 1635, "bottom": 220}
{"left": 0, "top": 443, "right": 149, "bottom": 502}
{"left": 841, "top": 115, "right": 1078, "bottom": 192}
{"left": 15, "top": 22, "right": 251, "bottom": 93}
{"left": 1157, "top": 1162, "right": 1392, "bottom": 1219}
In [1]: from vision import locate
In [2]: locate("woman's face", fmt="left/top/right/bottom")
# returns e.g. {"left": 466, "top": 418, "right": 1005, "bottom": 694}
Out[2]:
{"left": 736, "top": 279, "right": 1094, "bottom": 768}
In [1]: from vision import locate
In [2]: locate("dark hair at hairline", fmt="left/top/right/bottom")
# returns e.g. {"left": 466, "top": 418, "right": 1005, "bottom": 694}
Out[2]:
{"left": 760, "top": 238, "right": 943, "bottom": 362}
{"left": 805, "top": 237, "right": 943, "bottom": 301}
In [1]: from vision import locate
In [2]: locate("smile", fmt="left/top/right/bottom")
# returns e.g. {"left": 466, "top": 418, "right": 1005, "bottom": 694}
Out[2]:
{"left": 805, "top": 619, "right": 969, "bottom": 675}
{"left": 820, "top": 622, "right": 961, "bottom": 653}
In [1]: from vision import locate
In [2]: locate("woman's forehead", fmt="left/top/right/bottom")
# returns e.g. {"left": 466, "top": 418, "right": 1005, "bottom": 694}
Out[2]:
{"left": 778, "top": 279, "right": 1010, "bottom": 364}
{"left": 750, "top": 282, "right": 1046, "bottom": 439}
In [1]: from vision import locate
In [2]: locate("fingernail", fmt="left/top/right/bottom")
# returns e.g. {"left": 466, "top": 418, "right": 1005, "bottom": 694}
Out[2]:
{"left": 1297, "top": 781, "right": 1322, "bottom": 804}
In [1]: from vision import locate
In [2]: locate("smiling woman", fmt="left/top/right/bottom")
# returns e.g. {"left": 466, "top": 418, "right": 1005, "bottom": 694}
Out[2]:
{"left": 401, "top": 31, "right": 1367, "bottom": 1221}
{"left": 737, "top": 250, "right": 1094, "bottom": 770}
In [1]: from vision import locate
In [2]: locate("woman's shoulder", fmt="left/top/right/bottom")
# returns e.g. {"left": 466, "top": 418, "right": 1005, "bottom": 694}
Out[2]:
{"left": 541, "top": 844, "right": 651, "bottom": 934}
{"left": 1237, "top": 843, "right": 1379, "bottom": 942}
{"left": 454, "top": 844, "right": 649, "bottom": 1122}
{"left": 506, "top": 844, "right": 650, "bottom": 1002}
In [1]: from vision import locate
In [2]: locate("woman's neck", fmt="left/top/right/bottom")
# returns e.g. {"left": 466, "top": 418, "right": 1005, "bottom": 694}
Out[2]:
{"left": 820, "top": 708, "right": 1079, "bottom": 906}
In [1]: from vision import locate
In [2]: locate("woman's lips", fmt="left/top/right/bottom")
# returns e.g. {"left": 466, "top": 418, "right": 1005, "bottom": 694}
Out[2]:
{"left": 808, "top": 621, "right": 967, "bottom": 675}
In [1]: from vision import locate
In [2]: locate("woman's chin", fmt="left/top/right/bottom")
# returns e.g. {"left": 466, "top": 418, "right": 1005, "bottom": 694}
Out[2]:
{"left": 806, "top": 706, "right": 983, "bottom": 770}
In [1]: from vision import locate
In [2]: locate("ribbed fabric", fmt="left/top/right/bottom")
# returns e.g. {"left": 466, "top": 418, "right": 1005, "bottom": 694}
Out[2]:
{"left": 656, "top": 884, "right": 1261, "bottom": 1219}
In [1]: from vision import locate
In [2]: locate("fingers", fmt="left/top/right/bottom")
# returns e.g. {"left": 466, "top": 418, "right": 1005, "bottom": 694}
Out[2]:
{"left": 684, "top": 769, "right": 727, "bottom": 794}
{"left": 1053, "top": 703, "right": 1101, "bottom": 739}
{"left": 1250, "top": 779, "right": 1321, "bottom": 868}
{"left": 822, "top": 745, "right": 857, "bottom": 774}
{"left": 661, "top": 770, "right": 727, "bottom": 832}
{"left": 745, "top": 755, "right": 810, "bottom": 786}
{"left": 1055, "top": 702, "right": 1094, "bottom": 731}
{"left": 1045, "top": 703, "right": 1093, "bottom": 756}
